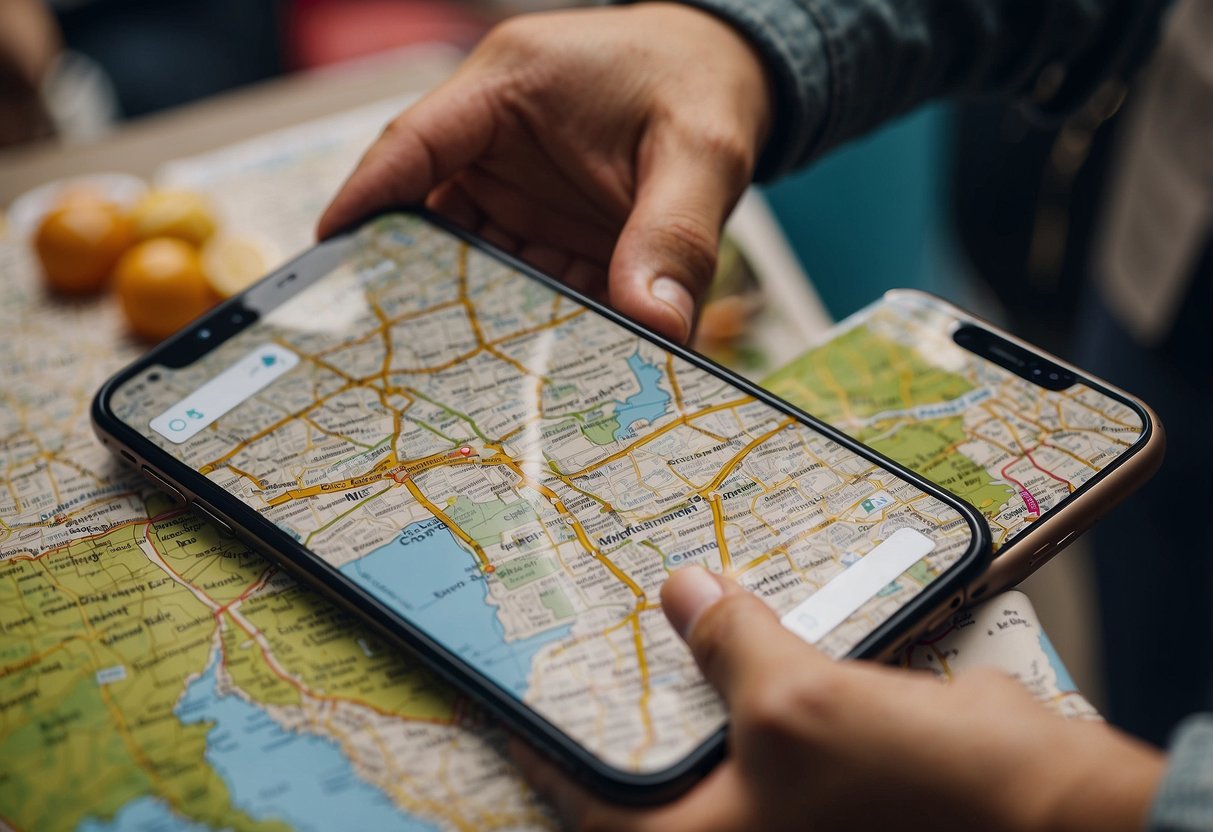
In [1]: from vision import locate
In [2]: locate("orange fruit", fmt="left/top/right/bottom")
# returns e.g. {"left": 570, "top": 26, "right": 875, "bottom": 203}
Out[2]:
{"left": 34, "top": 200, "right": 134, "bottom": 295}
{"left": 114, "top": 238, "right": 217, "bottom": 342}
{"left": 130, "top": 190, "right": 217, "bottom": 246}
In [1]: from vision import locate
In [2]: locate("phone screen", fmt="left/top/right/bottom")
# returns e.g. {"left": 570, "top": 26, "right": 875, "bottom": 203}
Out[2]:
{"left": 107, "top": 214, "right": 979, "bottom": 775}
{"left": 765, "top": 293, "right": 1146, "bottom": 552}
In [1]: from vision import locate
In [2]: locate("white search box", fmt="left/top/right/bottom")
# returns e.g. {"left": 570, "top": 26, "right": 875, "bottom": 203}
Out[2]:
{"left": 781, "top": 527, "right": 937, "bottom": 644}
{"left": 150, "top": 343, "right": 299, "bottom": 444}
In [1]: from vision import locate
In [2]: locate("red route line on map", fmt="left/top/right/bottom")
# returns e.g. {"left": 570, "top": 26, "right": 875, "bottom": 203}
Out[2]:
{"left": 999, "top": 444, "right": 1072, "bottom": 514}
{"left": 1023, "top": 448, "right": 1072, "bottom": 490}
{"left": 998, "top": 460, "right": 1031, "bottom": 497}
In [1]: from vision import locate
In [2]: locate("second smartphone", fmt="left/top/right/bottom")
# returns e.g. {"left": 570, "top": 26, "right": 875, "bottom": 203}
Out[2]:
{"left": 766, "top": 289, "right": 1163, "bottom": 600}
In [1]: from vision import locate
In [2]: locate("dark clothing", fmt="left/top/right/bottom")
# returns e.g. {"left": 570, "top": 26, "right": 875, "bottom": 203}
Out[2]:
{"left": 674, "top": 0, "right": 1211, "bottom": 822}
{"left": 1077, "top": 244, "right": 1213, "bottom": 746}
{"left": 671, "top": 0, "right": 1159, "bottom": 179}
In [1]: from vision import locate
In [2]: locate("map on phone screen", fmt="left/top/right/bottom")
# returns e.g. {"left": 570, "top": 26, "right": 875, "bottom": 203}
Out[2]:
{"left": 764, "top": 293, "right": 1145, "bottom": 551}
{"left": 109, "top": 215, "right": 980, "bottom": 774}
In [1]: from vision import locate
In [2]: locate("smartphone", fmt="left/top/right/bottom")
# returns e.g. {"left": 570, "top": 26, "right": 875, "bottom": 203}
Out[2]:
{"left": 765, "top": 289, "right": 1163, "bottom": 601}
{"left": 92, "top": 210, "right": 989, "bottom": 803}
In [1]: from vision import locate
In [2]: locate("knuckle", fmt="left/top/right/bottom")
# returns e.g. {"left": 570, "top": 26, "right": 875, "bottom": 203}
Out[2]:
{"left": 379, "top": 112, "right": 411, "bottom": 142}
{"left": 473, "top": 28, "right": 561, "bottom": 110}
{"left": 657, "top": 109, "right": 754, "bottom": 184}
{"left": 650, "top": 215, "right": 718, "bottom": 289}
{"left": 475, "top": 19, "right": 555, "bottom": 95}
{"left": 694, "top": 126, "right": 753, "bottom": 183}
{"left": 482, "top": 15, "right": 537, "bottom": 53}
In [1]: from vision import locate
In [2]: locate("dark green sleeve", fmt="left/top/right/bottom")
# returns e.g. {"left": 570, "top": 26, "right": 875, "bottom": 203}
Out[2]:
{"left": 640, "top": 0, "right": 1159, "bottom": 180}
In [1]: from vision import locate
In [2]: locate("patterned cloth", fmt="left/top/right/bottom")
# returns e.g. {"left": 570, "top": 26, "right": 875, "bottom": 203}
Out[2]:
{"left": 648, "top": 0, "right": 1155, "bottom": 178}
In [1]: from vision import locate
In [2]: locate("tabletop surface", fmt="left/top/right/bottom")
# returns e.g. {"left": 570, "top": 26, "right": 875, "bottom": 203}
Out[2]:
{"left": 0, "top": 45, "right": 461, "bottom": 206}
{"left": 0, "top": 45, "right": 1089, "bottom": 832}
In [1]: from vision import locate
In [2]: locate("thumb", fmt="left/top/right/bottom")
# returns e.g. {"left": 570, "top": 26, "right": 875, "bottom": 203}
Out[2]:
{"left": 609, "top": 128, "right": 749, "bottom": 343}
{"left": 662, "top": 567, "right": 830, "bottom": 705}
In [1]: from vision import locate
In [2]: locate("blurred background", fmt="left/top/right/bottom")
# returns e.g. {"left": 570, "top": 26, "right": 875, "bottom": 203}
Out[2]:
{"left": 1, "top": 0, "right": 1169, "bottom": 732}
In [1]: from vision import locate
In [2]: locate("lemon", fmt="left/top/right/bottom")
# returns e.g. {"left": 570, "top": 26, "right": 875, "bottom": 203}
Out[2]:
{"left": 202, "top": 234, "right": 274, "bottom": 298}
{"left": 130, "top": 190, "right": 217, "bottom": 246}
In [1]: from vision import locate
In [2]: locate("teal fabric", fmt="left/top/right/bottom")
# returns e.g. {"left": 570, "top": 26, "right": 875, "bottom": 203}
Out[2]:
{"left": 762, "top": 103, "right": 970, "bottom": 319}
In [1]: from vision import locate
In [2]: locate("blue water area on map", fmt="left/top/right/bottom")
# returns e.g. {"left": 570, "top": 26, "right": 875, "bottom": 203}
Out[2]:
{"left": 1038, "top": 631, "right": 1078, "bottom": 692}
{"left": 174, "top": 659, "right": 436, "bottom": 832}
{"left": 614, "top": 351, "right": 672, "bottom": 441}
{"left": 78, "top": 797, "right": 212, "bottom": 832}
{"left": 342, "top": 519, "right": 571, "bottom": 698}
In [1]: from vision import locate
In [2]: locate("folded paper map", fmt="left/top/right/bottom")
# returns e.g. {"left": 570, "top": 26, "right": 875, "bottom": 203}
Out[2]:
{"left": 0, "top": 101, "right": 1091, "bottom": 832}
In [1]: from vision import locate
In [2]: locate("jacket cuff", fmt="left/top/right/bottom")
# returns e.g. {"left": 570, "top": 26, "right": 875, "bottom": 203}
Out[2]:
{"left": 1150, "top": 716, "right": 1213, "bottom": 831}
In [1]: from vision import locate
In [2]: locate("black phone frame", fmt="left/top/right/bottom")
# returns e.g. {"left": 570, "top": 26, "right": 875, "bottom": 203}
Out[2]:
{"left": 93, "top": 208, "right": 992, "bottom": 804}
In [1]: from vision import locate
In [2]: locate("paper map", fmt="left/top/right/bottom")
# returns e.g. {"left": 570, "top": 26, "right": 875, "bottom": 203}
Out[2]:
{"left": 0, "top": 101, "right": 1092, "bottom": 832}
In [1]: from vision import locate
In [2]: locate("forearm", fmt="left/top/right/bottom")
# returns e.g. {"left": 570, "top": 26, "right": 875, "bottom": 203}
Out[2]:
{"left": 658, "top": 0, "right": 1158, "bottom": 179}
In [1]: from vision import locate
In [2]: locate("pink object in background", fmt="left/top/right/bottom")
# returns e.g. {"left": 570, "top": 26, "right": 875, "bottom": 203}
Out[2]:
{"left": 286, "top": 0, "right": 490, "bottom": 70}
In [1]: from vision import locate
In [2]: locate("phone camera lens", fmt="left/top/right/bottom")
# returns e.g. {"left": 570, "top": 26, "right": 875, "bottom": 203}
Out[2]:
{"left": 231, "top": 312, "right": 245, "bottom": 324}
{"left": 1031, "top": 367, "right": 1043, "bottom": 376}
{"left": 1048, "top": 371, "right": 1060, "bottom": 381}
{"left": 198, "top": 328, "right": 212, "bottom": 340}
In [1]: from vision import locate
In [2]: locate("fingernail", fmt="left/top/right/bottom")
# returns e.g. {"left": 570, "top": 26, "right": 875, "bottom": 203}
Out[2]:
{"left": 666, "top": 567, "right": 724, "bottom": 641}
{"left": 650, "top": 276, "right": 693, "bottom": 340}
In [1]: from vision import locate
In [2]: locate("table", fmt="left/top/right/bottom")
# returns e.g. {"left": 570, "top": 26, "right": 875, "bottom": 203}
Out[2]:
{"left": 0, "top": 45, "right": 461, "bottom": 205}
{"left": 0, "top": 44, "right": 1091, "bottom": 832}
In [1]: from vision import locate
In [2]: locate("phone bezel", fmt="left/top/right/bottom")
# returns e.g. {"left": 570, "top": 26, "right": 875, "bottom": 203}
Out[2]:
{"left": 869, "top": 289, "right": 1161, "bottom": 597}
{"left": 92, "top": 208, "right": 991, "bottom": 804}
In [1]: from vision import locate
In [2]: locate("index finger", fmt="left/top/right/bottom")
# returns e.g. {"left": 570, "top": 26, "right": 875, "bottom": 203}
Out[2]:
{"left": 317, "top": 74, "right": 497, "bottom": 238}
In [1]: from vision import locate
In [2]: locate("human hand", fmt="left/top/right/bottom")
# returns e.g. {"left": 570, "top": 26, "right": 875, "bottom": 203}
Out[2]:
{"left": 514, "top": 567, "right": 1165, "bottom": 832}
{"left": 319, "top": 3, "right": 772, "bottom": 343}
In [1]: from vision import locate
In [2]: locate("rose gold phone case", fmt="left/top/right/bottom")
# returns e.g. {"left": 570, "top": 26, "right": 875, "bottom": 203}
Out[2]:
{"left": 885, "top": 289, "right": 1166, "bottom": 607}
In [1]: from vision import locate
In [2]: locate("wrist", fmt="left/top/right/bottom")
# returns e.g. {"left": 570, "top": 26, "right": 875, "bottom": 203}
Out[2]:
{"left": 1020, "top": 728, "right": 1165, "bottom": 832}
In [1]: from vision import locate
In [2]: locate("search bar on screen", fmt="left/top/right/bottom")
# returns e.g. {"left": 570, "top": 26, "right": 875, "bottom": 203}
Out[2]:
{"left": 781, "top": 527, "right": 937, "bottom": 644}
{"left": 150, "top": 343, "right": 299, "bottom": 444}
